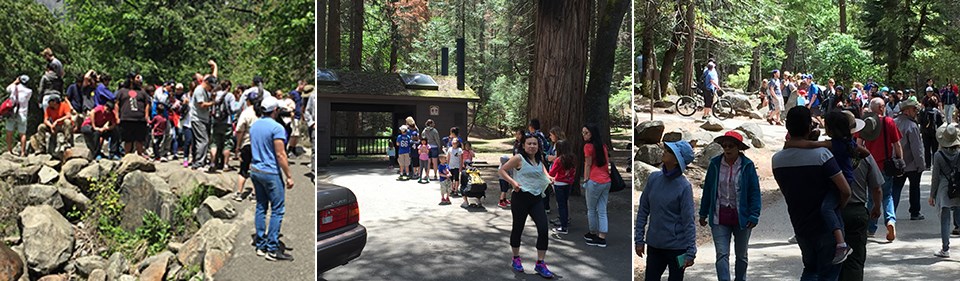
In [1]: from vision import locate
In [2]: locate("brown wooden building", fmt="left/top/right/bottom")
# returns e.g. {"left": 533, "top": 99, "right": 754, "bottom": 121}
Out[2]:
{"left": 317, "top": 70, "right": 479, "bottom": 166}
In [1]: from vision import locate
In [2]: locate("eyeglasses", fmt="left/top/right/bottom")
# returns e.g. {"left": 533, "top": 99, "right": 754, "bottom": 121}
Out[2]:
{"left": 582, "top": 131, "right": 590, "bottom": 136}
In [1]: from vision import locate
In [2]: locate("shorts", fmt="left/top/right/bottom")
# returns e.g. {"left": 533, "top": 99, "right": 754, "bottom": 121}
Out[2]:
{"left": 4, "top": 114, "right": 27, "bottom": 134}
{"left": 239, "top": 145, "right": 252, "bottom": 178}
{"left": 429, "top": 147, "right": 440, "bottom": 158}
{"left": 774, "top": 95, "right": 785, "bottom": 111}
{"left": 119, "top": 121, "right": 148, "bottom": 142}
{"left": 290, "top": 119, "right": 303, "bottom": 137}
{"left": 499, "top": 179, "right": 511, "bottom": 193}
{"left": 450, "top": 168, "right": 460, "bottom": 181}
{"left": 703, "top": 89, "right": 716, "bottom": 108}
{"left": 398, "top": 154, "right": 411, "bottom": 167}
{"left": 440, "top": 180, "right": 452, "bottom": 195}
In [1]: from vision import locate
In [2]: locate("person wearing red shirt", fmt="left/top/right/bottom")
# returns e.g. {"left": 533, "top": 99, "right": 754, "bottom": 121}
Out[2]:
{"left": 857, "top": 97, "right": 903, "bottom": 241}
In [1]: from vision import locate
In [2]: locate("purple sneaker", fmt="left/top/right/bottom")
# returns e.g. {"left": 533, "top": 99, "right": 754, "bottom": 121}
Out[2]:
{"left": 511, "top": 256, "right": 523, "bottom": 272}
{"left": 535, "top": 261, "right": 554, "bottom": 279}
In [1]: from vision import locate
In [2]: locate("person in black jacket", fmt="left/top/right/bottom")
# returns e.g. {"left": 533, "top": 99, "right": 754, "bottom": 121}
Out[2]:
{"left": 919, "top": 97, "right": 944, "bottom": 169}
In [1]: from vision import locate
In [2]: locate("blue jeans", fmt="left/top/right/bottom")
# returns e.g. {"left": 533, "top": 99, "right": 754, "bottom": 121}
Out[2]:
{"left": 821, "top": 188, "right": 844, "bottom": 233}
{"left": 554, "top": 184, "right": 571, "bottom": 228}
{"left": 711, "top": 224, "right": 752, "bottom": 281}
{"left": 584, "top": 180, "right": 610, "bottom": 234}
{"left": 867, "top": 175, "right": 896, "bottom": 233}
{"left": 252, "top": 171, "right": 286, "bottom": 252}
{"left": 182, "top": 127, "right": 194, "bottom": 160}
{"left": 796, "top": 230, "right": 841, "bottom": 281}
{"left": 940, "top": 207, "right": 960, "bottom": 252}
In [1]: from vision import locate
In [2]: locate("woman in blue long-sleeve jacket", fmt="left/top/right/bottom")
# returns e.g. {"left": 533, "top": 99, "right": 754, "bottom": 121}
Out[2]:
{"left": 699, "top": 131, "right": 762, "bottom": 281}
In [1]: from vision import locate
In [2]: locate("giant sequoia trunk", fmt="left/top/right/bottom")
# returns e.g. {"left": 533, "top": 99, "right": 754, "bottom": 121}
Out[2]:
{"left": 659, "top": 3, "right": 683, "bottom": 98}
{"left": 326, "top": 0, "right": 341, "bottom": 68}
{"left": 348, "top": 0, "right": 363, "bottom": 71}
{"left": 679, "top": 0, "right": 696, "bottom": 96}
{"left": 747, "top": 45, "right": 761, "bottom": 92}
{"left": 585, "top": 0, "right": 629, "bottom": 145}
{"left": 640, "top": 5, "right": 657, "bottom": 104}
{"left": 319, "top": 0, "right": 327, "bottom": 67}
{"left": 528, "top": 0, "right": 590, "bottom": 147}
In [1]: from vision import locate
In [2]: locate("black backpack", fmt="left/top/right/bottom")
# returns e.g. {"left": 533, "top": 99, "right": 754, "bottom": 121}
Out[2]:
{"left": 211, "top": 92, "right": 231, "bottom": 122}
{"left": 920, "top": 108, "right": 943, "bottom": 133}
{"left": 938, "top": 151, "right": 960, "bottom": 199}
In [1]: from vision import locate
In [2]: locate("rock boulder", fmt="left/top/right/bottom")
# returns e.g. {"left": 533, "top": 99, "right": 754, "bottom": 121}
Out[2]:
{"left": 119, "top": 171, "right": 175, "bottom": 231}
{"left": 196, "top": 196, "right": 237, "bottom": 225}
{"left": 634, "top": 144, "right": 664, "bottom": 166}
{"left": 695, "top": 143, "right": 724, "bottom": 168}
{"left": 635, "top": 121, "right": 665, "bottom": 144}
{"left": 19, "top": 205, "right": 74, "bottom": 275}
{"left": 700, "top": 118, "right": 724, "bottom": 132}
{"left": 177, "top": 219, "right": 239, "bottom": 268}
{"left": 0, "top": 243, "right": 24, "bottom": 281}
{"left": 12, "top": 184, "right": 63, "bottom": 210}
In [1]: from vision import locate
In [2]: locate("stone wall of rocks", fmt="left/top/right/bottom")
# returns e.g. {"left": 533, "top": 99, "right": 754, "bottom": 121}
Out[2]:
{"left": 0, "top": 151, "right": 244, "bottom": 281}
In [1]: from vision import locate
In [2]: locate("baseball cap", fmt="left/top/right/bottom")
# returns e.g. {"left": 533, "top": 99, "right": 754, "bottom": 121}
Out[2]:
{"left": 175, "top": 83, "right": 184, "bottom": 89}
{"left": 18, "top": 75, "right": 29, "bottom": 84}
{"left": 771, "top": 69, "right": 780, "bottom": 74}
{"left": 260, "top": 95, "right": 280, "bottom": 113}
{"left": 927, "top": 86, "right": 935, "bottom": 92}
{"left": 163, "top": 80, "right": 175, "bottom": 87}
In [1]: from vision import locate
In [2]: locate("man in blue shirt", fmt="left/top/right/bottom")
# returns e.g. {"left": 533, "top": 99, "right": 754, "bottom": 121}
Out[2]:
{"left": 702, "top": 62, "right": 721, "bottom": 120}
{"left": 249, "top": 95, "right": 295, "bottom": 261}
{"left": 804, "top": 74, "right": 823, "bottom": 125}
{"left": 396, "top": 126, "right": 413, "bottom": 180}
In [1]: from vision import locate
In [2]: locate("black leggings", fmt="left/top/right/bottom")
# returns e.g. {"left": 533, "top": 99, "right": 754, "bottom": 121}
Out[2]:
{"left": 510, "top": 191, "right": 549, "bottom": 251}
{"left": 645, "top": 246, "right": 686, "bottom": 281}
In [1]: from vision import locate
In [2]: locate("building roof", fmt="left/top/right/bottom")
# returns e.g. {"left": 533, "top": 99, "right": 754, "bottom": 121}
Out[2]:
{"left": 317, "top": 71, "right": 479, "bottom": 101}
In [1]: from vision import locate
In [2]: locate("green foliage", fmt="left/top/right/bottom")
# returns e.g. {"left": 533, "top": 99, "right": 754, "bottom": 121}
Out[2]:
{"left": 173, "top": 184, "right": 216, "bottom": 234}
{"left": 0, "top": 0, "right": 63, "bottom": 81}
{"left": 812, "top": 33, "right": 883, "bottom": 86}
{"left": 609, "top": 76, "right": 633, "bottom": 126}
{"left": 476, "top": 75, "right": 527, "bottom": 131}
{"left": 137, "top": 211, "right": 171, "bottom": 256}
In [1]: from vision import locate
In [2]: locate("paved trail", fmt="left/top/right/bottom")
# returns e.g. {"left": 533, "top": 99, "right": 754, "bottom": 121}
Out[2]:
{"left": 685, "top": 170, "right": 960, "bottom": 280}
{"left": 214, "top": 156, "right": 317, "bottom": 281}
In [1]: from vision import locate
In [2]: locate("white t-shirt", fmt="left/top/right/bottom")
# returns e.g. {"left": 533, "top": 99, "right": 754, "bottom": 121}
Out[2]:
{"left": 5, "top": 84, "right": 32, "bottom": 119}
{"left": 235, "top": 106, "right": 258, "bottom": 148}
{"left": 447, "top": 147, "right": 463, "bottom": 169}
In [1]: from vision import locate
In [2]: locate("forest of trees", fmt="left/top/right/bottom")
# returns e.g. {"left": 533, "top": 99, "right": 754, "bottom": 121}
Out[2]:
{"left": 638, "top": 0, "right": 960, "bottom": 101}
{"left": 0, "top": 0, "right": 314, "bottom": 91}
{"left": 319, "top": 0, "right": 633, "bottom": 141}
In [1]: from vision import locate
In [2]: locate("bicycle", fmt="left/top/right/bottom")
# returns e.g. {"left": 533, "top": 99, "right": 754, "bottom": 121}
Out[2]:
{"left": 674, "top": 84, "right": 735, "bottom": 120}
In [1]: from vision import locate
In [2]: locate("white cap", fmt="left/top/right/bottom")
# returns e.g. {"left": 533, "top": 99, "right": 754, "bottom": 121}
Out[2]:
{"left": 18, "top": 75, "right": 29, "bottom": 84}
{"left": 260, "top": 95, "right": 280, "bottom": 113}
{"left": 926, "top": 86, "right": 935, "bottom": 92}
{"left": 400, "top": 125, "right": 409, "bottom": 132}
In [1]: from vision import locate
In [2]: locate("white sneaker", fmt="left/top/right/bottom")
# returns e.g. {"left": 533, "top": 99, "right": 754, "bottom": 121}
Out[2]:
{"left": 935, "top": 249, "right": 950, "bottom": 258}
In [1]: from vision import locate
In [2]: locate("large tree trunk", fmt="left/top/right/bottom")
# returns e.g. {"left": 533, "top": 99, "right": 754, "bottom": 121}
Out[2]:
{"left": 318, "top": 0, "right": 327, "bottom": 68}
{"left": 326, "top": 0, "right": 342, "bottom": 68}
{"left": 640, "top": 7, "right": 657, "bottom": 105}
{"left": 348, "top": 0, "right": 363, "bottom": 71}
{"left": 747, "top": 44, "right": 761, "bottom": 92}
{"left": 679, "top": 0, "right": 696, "bottom": 97}
{"left": 659, "top": 3, "right": 683, "bottom": 98}
{"left": 528, "top": 0, "right": 590, "bottom": 164}
{"left": 839, "top": 0, "right": 847, "bottom": 34}
{"left": 585, "top": 0, "right": 629, "bottom": 146}
{"left": 781, "top": 32, "right": 797, "bottom": 73}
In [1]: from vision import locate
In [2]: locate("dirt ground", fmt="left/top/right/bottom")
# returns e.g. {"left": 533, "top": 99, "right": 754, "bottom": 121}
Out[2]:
{"left": 632, "top": 107, "right": 786, "bottom": 278}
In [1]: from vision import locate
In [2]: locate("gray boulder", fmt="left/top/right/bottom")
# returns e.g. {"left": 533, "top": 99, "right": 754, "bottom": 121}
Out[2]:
{"left": 57, "top": 178, "right": 90, "bottom": 212}
{"left": 700, "top": 118, "right": 724, "bottom": 132}
{"left": 19, "top": 205, "right": 74, "bottom": 275}
{"left": 75, "top": 161, "right": 118, "bottom": 191}
{"left": 196, "top": 196, "right": 237, "bottom": 225}
{"left": 13, "top": 165, "right": 41, "bottom": 185}
{"left": 74, "top": 256, "right": 108, "bottom": 277}
{"left": 38, "top": 166, "right": 58, "bottom": 184}
{"left": 87, "top": 269, "right": 107, "bottom": 281}
{"left": 695, "top": 143, "right": 724, "bottom": 168}
{"left": 115, "top": 154, "right": 155, "bottom": 178}
{"left": 635, "top": 120, "right": 665, "bottom": 144}
{"left": 723, "top": 93, "right": 754, "bottom": 113}
{"left": 106, "top": 252, "right": 128, "bottom": 281}
{"left": 633, "top": 161, "right": 659, "bottom": 192}
{"left": 12, "top": 184, "right": 63, "bottom": 210}
{"left": 634, "top": 144, "right": 664, "bottom": 166}
{"left": 25, "top": 154, "right": 53, "bottom": 167}
{"left": 177, "top": 219, "right": 239, "bottom": 268}
{"left": 752, "top": 137, "right": 765, "bottom": 149}
{"left": 119, "top": 171, "right": 175, "bottom": 231}
{"left": 662, "top": 129, "right": 687, "bottom": 143}
{"left": 735, "top": 122, "right": 764, "bottom": 141}
{"left": 61, "top": 158, "right": 89, "bottom": 183}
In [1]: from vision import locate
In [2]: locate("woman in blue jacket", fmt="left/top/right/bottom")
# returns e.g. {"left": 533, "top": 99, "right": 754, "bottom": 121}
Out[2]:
{"left": 699, "top": 131, "right": 762, "bottom": 281}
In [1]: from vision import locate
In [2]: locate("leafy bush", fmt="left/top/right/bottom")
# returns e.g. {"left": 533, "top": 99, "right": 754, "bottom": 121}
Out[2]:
{"left": 812, "top": 33, "right": 884, "bottom": 87}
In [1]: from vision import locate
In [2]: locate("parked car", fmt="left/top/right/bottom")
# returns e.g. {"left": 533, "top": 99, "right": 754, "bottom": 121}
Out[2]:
{"left": 317, "top": 183, "right": 366, "bottom": 274}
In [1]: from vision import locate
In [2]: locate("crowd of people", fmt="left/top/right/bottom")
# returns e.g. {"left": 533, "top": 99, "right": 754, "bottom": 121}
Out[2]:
{"left": 390, "top": 117, "right": 615, "bottom": 279}
{"left": 642, "top": 60, "right": 960, "bottom": 280}
{"left": 0, "top": 48, "right": 318, "bottom": 262}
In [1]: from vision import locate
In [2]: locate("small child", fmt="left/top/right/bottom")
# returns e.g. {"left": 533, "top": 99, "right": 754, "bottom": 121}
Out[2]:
{"left": 785, "top": 110, "right": 857, "bottom": 264}
{"left": 438, "top": 155, "right": 453, "bottom": 205}
{"left": 396, "top": 125, "right": 413, "bottom": 181}
{"left": 418, "top": 139, "right": 431, "bottom": 184}
{"left": 635, "top": 141, "right": 697, "bottom": 280}
{"left": 151, "top": 103, "right": 169, "bottom": 162}
{"left": 462, "top": 141, "right": 475, "bottom": 167}
{"left": 497, "top": 155, "right": 512, "bottom": 208}
{"left": 548, "top": 140, "right": 575, "bottom": 234}
{"left": 387, "top": 142, "right": 397, "bottom": 170}
{"left": 447, "top": 139, "right": 464, "bottom": 196}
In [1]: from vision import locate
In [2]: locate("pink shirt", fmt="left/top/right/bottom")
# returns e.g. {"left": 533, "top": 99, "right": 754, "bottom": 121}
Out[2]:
{"left": 583, "top": 143, "right": 611, "bottom": 184}
{"left": 418, "top": 145, "right": 430, "bottom": 161}
{"left": 718, "top": 157, "right": 741, "bottom": 208}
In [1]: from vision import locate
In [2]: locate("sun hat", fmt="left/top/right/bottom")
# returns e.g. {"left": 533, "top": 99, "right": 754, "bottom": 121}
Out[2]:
{"left": 664, "top": 140, "right": 695, "bottom": 173}
{"left": 898, "top": 98, "right": 919, "bottom": 111}
{"left": 858, "top": 113, "right": 882, "bottom": 141}
{"left": 714, "top": 131, "right": 750, "bottom": 151}
{"left": 937, "top": 123, "right": 960, "bottom": 148}
{"left": 843, "top": 110, "right": 866, "bottom": 134}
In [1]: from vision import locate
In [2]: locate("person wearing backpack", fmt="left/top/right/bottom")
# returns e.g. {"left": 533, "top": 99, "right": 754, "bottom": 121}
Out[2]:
{"left": 929, "top": 123, "right": 960, "bottom": 258}
{"left": 208, "top": 80, "right": 236, "bottom": 172}
{"left": 919, "top": 97, "right": 944, "bottom": 169}
{"left": 4, "top": 75, "right": 32, "bottom": 157}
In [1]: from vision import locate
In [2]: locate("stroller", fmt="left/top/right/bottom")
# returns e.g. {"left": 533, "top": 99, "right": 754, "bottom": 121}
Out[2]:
{"left": 461, "top": 167, "right": 488, "bottom": 207}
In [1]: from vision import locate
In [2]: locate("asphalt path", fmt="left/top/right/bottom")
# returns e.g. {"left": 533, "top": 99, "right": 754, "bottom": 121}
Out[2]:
{"left": 320, "top": 162, "right": 633, "bottom": 280}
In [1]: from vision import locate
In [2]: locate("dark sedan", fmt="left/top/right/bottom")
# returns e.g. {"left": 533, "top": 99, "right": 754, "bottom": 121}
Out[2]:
{"left": 317, "top": 183, "right": 366, "bottom": 274}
